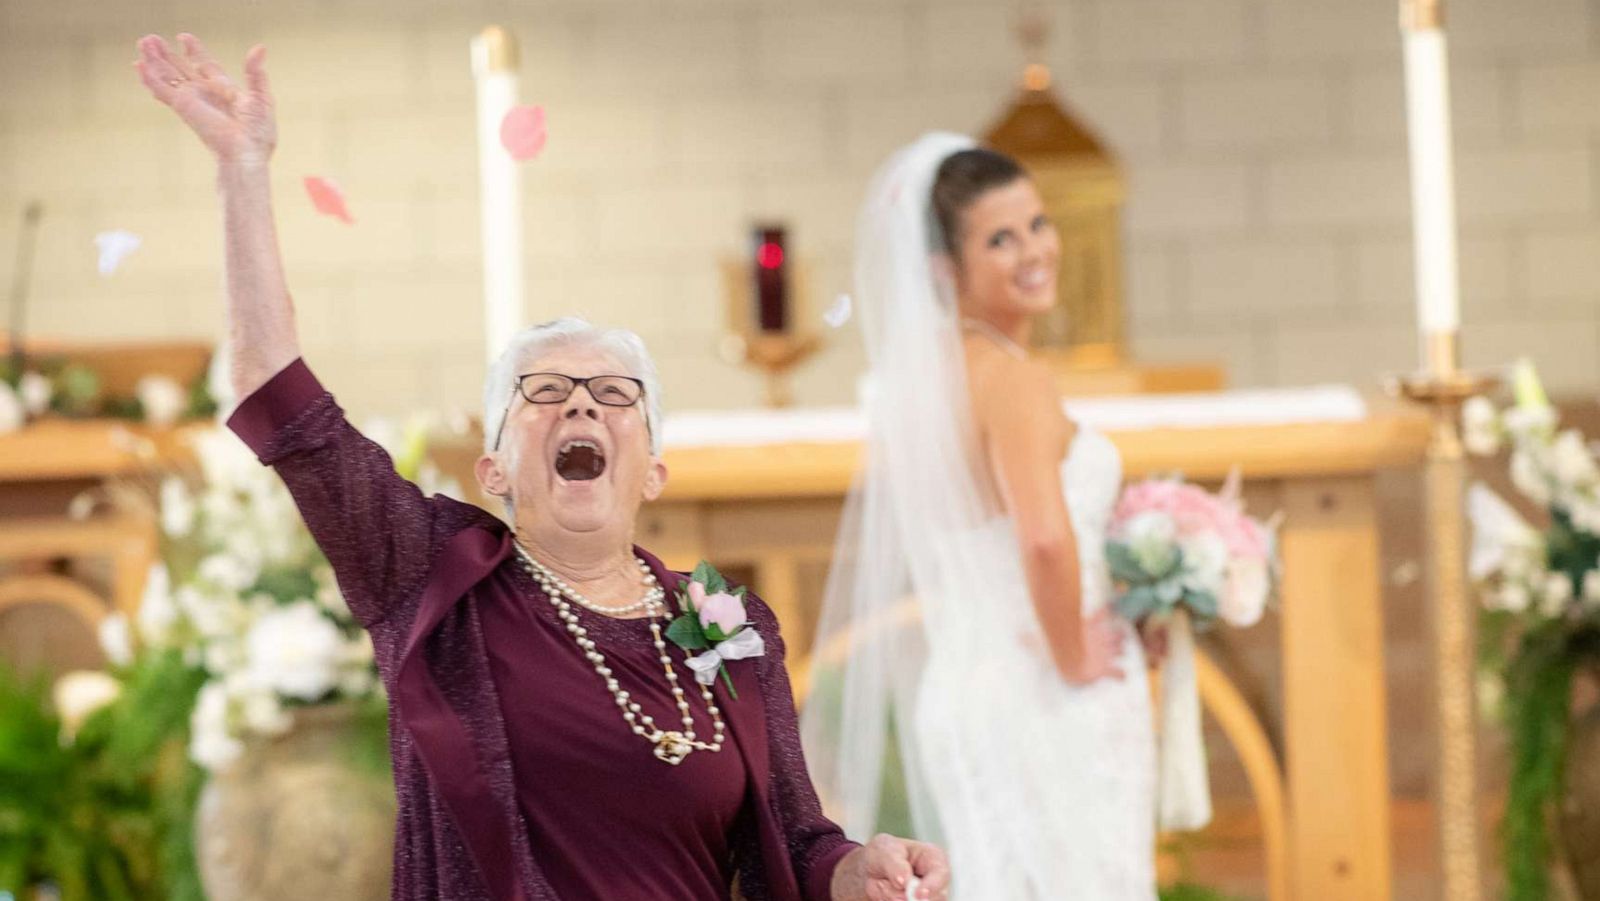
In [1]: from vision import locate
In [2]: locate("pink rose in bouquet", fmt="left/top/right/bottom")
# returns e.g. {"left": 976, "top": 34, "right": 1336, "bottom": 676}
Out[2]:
{"left": 1108, "top": 472, "right": 1277, "bottom": 626}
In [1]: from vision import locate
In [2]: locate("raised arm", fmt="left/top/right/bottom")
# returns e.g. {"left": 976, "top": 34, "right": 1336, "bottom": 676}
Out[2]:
{"left": 974, "top": 357, "right": 1124, "bottom": 685}
{"left": 135, "top": 33, "right": 298, "bottom": 397}
{"left": 136, "top": 36, "right": 483, "bottom": 633}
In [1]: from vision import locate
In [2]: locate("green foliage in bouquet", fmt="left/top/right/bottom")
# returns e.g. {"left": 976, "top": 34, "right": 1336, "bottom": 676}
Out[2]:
{"left": 1107, "top": 541, "right": 1219, "bottom": 623}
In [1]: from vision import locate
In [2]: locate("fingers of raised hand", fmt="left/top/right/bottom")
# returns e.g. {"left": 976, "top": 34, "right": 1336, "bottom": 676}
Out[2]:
{"left": 243, "top": 45, "right": 272, "bottom": 99}
{"left": 173, "top": 35, "right": 241, "bottom": 109}
{"left": 147, "top": 34, "right": 200, "bottom": 83}
{"left": 178, "top": 33, "right": 230, "bottom": 81}
{"left": 134, "top": 59, "right": 179, "bottom": 105}
{"left": 136, "top": 36, "right": 188, "bottom": 100}
{"left": 137, "top": 34, "right": 239, "bottom": 108}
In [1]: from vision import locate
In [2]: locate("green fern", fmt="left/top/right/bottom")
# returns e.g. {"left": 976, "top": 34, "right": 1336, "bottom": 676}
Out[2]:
{"left": 0, "top": 654, "right": 208, "bottom": 901}
{"left": 1498, "top": 622, "right": 1600, "bottom": 901}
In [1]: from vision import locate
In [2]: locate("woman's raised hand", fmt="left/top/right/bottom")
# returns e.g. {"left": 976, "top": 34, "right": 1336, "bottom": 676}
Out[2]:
{"left": 135, "top": 34, "right": 277, "bottom": 166}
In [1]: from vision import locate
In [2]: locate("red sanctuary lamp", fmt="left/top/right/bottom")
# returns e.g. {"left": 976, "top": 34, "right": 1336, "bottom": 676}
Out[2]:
{"left": 753, "top": 227, "right": 788, "bottom": 332}
{"left": 721, "top": 223, "right": 819, "bottom": 407}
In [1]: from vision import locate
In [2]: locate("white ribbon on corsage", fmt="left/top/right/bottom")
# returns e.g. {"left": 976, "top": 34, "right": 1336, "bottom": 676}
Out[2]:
{"left": 1158, "top": 607, "right": 1213, "bottom": 830}
{"left": 684, "top": 628, "right": 766, "bottom": 685}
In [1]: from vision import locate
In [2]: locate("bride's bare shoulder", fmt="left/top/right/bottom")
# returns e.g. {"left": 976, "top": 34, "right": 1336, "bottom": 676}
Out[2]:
{"left": 963, "top": 341, "right": 1072, "bottom": 438}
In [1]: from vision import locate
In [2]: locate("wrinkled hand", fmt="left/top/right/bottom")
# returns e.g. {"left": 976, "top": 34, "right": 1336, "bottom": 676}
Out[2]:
{"left": 135, "top": 33, "right": 277, "bottom": 166}
{"left": 834, "top": 833, "right": 950, "bottom": 901}
{"left": 1059, "top": 606, "right": 1126, "bottom": 685}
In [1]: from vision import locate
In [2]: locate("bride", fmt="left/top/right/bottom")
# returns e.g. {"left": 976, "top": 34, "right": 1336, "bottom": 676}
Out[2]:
{"left": 802, "top": 133, "right": 1159, "bottom": 899}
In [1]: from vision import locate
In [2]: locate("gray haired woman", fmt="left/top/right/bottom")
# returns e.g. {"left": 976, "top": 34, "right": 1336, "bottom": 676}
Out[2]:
{"left": 135, "top": 31, "right": 949, "bottom": 901}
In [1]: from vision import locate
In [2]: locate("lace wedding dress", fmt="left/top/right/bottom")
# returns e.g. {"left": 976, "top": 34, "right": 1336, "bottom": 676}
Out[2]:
{"left": 913, "top": 426, "right": 1157, "bottom": 900}
{"left": 800, "top": 130, "right": 1158, "bottom": 901}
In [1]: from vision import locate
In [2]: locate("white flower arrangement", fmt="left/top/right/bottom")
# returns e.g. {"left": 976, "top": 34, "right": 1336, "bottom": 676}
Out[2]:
{"left": 111, "top": 415, "right": 462, "bottom": 771}
{"left": 1, "top": 362, "right": 213, "bottom": 430}
{"left": 52, "top": 670, "right": 123, "bottom": 744}
{"left": 1465, "top": 359, "right": 1600, "bottom": 628}
{"left": 1462, "top": 358, "right": 1600, "bottom": 901}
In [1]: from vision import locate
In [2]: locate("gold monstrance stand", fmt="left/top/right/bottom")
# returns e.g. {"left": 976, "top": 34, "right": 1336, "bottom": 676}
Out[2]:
{"left": 984, "top": 10, "right": 1127, "bottom": 369}
{"left": 1387, "top": 1, "right": 1489, "bottom": 898}
{"left": 979, "top": 11, "right": 1225, "bottom": 396}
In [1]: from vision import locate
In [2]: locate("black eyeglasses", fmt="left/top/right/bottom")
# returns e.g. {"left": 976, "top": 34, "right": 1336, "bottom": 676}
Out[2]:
{"left": 492, "top": 372, "right": 647, "bottom": 451}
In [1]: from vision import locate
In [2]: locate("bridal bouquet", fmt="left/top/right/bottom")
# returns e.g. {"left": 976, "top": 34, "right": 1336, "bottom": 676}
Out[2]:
{"left": 1107, "top": 473, "right": 1276, "bottom": 630}
{"left": 1106, "top": 472, "right": 1279, "bottom": 831}
{"left": 1462, "top": 361, "right": 1600, "bottom": 901}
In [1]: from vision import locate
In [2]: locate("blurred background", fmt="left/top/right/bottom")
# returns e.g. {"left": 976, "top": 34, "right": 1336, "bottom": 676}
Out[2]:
{"left": 5, "top": 0, "right": 1600, "bottom": 899}
{"left": 4, "top": 0, "right": 1600, "bottom": 416}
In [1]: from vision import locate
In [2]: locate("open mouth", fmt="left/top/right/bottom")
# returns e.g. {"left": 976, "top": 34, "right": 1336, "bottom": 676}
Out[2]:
{"left": 555, "top": 439, "right": 606, "bottom": 482}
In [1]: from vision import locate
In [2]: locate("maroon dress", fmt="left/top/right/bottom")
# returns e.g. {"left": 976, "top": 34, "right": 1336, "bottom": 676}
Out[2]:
{"left": 228, "top": 359, "right": 856, "bottom": 901}
{"left": 482, "top": 564, "right": 747, "bottom": 899}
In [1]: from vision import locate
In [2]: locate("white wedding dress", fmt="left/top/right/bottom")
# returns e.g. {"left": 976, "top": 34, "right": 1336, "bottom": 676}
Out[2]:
{"left": 913, "top": 426, "right": 1157, "bottom": 900}
{"left": 800, "top": 131, "right": 1158, "bottom": 901}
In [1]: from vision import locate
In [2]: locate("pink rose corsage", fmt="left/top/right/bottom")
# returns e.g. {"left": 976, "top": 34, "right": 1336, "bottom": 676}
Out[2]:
{"left": 666, "top": 561, "right": 765, "bottom": 700}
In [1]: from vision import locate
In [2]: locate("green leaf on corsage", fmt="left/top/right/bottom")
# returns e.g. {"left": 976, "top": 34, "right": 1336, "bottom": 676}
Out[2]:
{"left": 665, "top": 614, "right": 710, "bottom": 651}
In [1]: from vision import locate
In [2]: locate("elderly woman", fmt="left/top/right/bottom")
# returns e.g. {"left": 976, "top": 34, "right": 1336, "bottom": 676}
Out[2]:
{"left": 134, "top": 33, "right": 948, "bottom": 901}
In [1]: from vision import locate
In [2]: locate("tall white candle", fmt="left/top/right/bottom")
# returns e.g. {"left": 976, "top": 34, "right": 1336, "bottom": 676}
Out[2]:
{"left": 1402, "top": 25, "right": 1462, "bottom": 336}
{"left": 472, "top": 27, "right": 524, "bottom": 365}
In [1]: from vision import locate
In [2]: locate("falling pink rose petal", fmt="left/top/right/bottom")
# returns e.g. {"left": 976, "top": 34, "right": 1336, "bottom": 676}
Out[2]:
{"left": 500, "top": 105, "right": 547, "bottom": 162}
{"left": 303, "top": 176, "right": 354, "bottom": 224}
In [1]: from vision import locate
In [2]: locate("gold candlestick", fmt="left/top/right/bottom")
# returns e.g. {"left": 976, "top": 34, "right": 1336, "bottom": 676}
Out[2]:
{"left": 1389, "top": 330, "right": 1492, "bottom": 901}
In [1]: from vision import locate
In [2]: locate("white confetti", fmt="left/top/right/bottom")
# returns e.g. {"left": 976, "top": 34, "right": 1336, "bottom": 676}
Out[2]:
{"left": 94, "top": 230, "right": 142, "bottom": 277}
{"left": 823, "top": 293, "right": 853, "bottom": 328}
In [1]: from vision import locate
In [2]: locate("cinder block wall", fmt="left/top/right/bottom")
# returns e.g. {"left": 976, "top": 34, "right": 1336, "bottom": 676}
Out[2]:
{"left": 3, "top": 0, "right": 1596, "bottom": 422}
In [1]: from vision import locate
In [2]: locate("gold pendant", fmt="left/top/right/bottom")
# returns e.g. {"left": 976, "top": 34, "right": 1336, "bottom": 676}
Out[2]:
{"left": 653, "top": 731, "right": 692, "bottom": 765}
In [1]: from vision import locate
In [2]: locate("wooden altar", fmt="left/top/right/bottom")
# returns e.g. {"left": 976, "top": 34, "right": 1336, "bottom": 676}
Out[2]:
{"left": 0, "top": 338, "right": 210, "bottom": 674}
{"left": 4, "top": 369, "right": 1434, "bottom": 899}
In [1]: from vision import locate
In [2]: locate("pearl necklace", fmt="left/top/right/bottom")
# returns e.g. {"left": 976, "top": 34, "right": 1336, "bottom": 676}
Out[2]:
{"left": 514, "top": 546, "right": 725, "bottom": 765}
{"left": 517, "top": 548, "right": 662, "bottom": 617}
{"left": 960, "top": 317, "right": 1029, "bottom": 361}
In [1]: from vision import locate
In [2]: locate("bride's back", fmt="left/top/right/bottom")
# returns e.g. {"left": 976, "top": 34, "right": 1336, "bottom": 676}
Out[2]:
{"left": 960, "top": 333, "right": 1075, "bottom": 520}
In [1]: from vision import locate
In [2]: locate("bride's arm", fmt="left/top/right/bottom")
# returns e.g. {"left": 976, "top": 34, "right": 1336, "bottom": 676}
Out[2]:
{"left": 976, "top": 359, "right": 1125, "bottom": 684}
